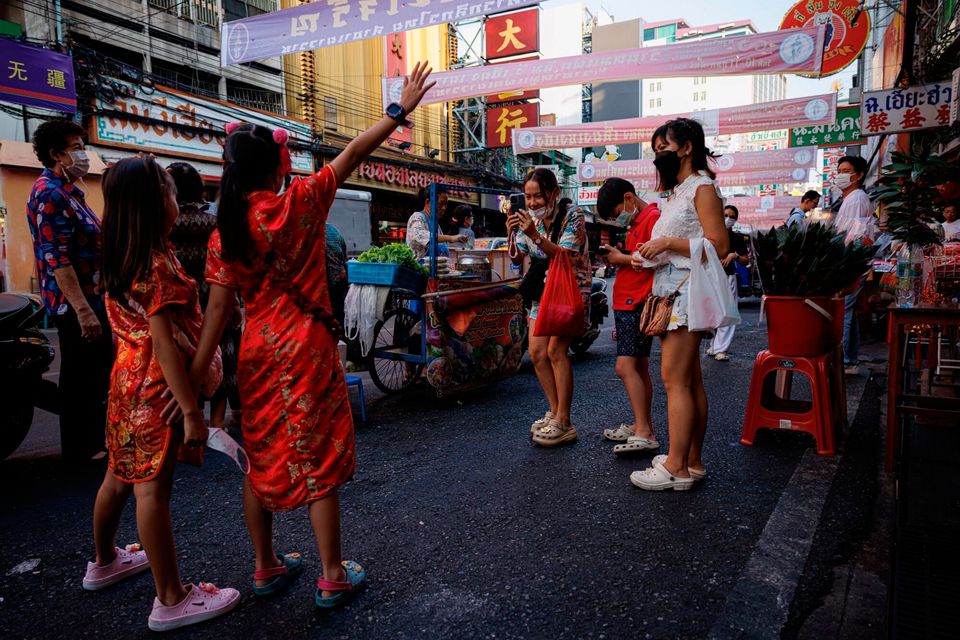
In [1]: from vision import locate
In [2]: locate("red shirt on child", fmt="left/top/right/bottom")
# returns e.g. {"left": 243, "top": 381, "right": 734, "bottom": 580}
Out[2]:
{"left": 613, "top": 202, "right": 660, "bottom": 311}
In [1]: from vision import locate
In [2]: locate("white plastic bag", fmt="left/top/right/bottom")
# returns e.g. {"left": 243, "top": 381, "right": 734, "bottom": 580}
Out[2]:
{"left": 687, "top": 238, "right": 740, "bottom": 332}
{"left": 344, "top": 284, "right": 384, "bottom": 357}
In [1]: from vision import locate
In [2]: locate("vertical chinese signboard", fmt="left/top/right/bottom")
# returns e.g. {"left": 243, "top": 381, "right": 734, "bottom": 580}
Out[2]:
{"left": 485, "top": 9, "right": 539, "bottom": 61}
{"left": 789, "top": 105, "right": 864, "bottom": 147}
{"left": 861, "top": 83, "right": 955, "bottom": 135}
{"left": 486, "top": 102, "right": 539, "bottom": 148}
{"left": 0, "top": 39, "right": 76, "bottom": 113}
{"left": 383, "top": 32, "right": 412, "bottom": 146}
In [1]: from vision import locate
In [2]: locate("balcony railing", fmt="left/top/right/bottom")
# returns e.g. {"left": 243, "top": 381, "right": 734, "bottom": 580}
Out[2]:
{"left": 148, "top": 0, "right": 221, "bottom": 28}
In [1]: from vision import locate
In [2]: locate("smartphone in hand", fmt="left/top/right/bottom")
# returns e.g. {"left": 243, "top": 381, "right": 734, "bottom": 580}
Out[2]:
{"left": 595, "top": 247, "right": 611, "bottom": 256}
{"left": 509, "top": 193, "right": 524, "bottom": 213}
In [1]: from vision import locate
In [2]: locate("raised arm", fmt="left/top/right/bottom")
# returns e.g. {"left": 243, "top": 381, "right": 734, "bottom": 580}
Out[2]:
{"left": 330, "top": 62, "right": 436, "bottom": 187}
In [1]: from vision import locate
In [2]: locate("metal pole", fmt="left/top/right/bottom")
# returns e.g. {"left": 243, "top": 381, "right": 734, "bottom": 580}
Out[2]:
{"left": 54, "top": 0, "right": 63, "bottom": 43}
{"left": 429, "top": 182, "right": 438, "bottom": 278}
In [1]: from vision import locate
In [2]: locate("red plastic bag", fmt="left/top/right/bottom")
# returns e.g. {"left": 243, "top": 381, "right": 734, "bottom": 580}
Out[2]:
{"left": 534, "top": 251, "right": 585, "bottom": 337}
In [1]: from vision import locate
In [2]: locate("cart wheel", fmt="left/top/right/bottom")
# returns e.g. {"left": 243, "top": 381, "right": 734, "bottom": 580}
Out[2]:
{"left": 368, "top": 308, "right": 424, "bottom": 394}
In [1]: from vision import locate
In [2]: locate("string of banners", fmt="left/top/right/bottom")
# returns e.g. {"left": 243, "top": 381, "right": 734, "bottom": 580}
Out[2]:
{"left": 221, "top": 0, "right": 542, "bottom": 65}
{"left": 578, "top": 147, "right": 818, "bottom": 185}
{"left": 386, "top": 25, "right": 826, "bottom": 106}
{"left": 513, "top": 94, "right": 837, "bottom": 155}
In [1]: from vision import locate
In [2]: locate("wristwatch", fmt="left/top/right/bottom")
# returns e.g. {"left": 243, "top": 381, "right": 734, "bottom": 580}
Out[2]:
{"left": 385, "top": 102, "right": 414, "bottom": 128}
{"left": 533, "top": 235, "right": 544, "bottom": 245}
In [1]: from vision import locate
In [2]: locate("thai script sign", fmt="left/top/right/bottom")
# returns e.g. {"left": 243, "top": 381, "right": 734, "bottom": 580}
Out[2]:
{"left": 780, "top": 0, "right": 869, "bottom": 77}
{"left": 485, "top": 8, "right": 539, "bottom": 60}
{"left": 578, "top": 148, "right": 817, "bottom": 184}
{"left": 486, "top": 102, "right": 539, "bottom": 148}
{"left": 486, "top": 55, "right": 539, "bottom": 104}
{"left": 390, "top": 26, "right": 826, "bottom": 106}
{"left": 577, "top": 185, "right": 600, "bottom": 206}
{"left": 950, "top": 67, "right": 959, "bottom": 124}
{"left": 0, "top": 39, "right": 76, "bottom": 113}
{"left": 512, "top": 93, "right": 836, "bottom": 154}
{"left": 355, "top": 160, "right": 474, "bottom": 197}
{"left": 221, "top": 0, "right": 542, "bottom": 65}
{"left": 90, "top": 79, "right": 313, "bottom": 172}
{"left": 861, "top": 82, "right": 954, "bottom": 135}
{"left": 727, "top": 196, "right": 802, "bottom": 213}
{"left": 789, "top": 104, "right": 864, "bottom": 147}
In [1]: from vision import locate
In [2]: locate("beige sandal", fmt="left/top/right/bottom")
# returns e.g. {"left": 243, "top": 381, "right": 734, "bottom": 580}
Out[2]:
{"left": 530, "top": 411, "right": 555, "bottom": 435}
{"left": 532, "top": 420, "right": 577, "bottom": 447}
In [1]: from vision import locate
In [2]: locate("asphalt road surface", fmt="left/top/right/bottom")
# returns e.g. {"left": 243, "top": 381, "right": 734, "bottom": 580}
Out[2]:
{"left": 1, "top": 303, "right": 817, "bottom": 639}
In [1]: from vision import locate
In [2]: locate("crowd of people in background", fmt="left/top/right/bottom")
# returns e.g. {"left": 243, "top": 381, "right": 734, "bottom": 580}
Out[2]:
{"left": 24, "top": 56, "right": 958, "bottom": 631}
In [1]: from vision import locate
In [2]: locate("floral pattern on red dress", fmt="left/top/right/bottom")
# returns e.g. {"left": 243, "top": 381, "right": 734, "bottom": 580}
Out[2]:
{"left": 205, "top": 165, "right": 355, "bottom": 512}
{"left": 105, "top": 246, "right": 203, "bottom": 482}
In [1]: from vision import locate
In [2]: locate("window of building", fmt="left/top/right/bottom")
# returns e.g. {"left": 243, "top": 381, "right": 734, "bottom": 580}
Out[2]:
{"left": 649, "top": 98, "right": 655, "bottom": 108}
{"left": 700, "top": 91, "right": 707, "bottom": 101}
{"left": 657, "top": 98, "right": 662, "bottom": 107}
{"left": 694, "top": 77, "right": 699, "bottom": 86}
{"left": 650, "top": 82, "right": 655, "bottom": 92}
{"left": 323, "top": 96, "right": 338, "bottom": 131}
{"left": 224, "top": 0, "right": 277, "bottom": 22}
{"left": 693, "top": 93, "right": 698, "bottom": 102}
{"left": 227, "top": 79, "right": 282, "bottom": 113}
{"left": 656, "top": 82, "right": 662, "bottom": 91}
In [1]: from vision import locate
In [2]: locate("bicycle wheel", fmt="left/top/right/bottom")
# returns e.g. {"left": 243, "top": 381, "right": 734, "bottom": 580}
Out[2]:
{"left": 368, "top": 308, "right": 424, "bottom": 394}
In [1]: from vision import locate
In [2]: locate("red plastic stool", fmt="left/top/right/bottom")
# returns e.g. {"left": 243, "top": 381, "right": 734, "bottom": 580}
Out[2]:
{"left": 740, "top": 350, "right": 838, "bottom": 455}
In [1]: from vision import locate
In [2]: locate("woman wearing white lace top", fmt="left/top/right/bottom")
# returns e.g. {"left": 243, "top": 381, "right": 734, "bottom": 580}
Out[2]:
{"left": 629, "top": 118, "right": 729, "bottom": 491}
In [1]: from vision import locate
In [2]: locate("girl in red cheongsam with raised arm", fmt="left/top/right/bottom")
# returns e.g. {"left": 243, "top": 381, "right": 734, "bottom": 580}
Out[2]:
{"left": 186, "top": 62, "right": 436, "bottom": 609}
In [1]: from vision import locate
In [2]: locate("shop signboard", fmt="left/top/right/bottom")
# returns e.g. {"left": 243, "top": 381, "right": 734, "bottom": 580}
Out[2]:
{"left": 221, "top": 0, "right": 542, "bottom": 65}
{"left": 821, "top": 147, "right": 846, "bottom": 199}
{"left": 486, "top": 102, "right": 539, "bottom": 148}
{"left": 780, "top": 0, "right": 870, "bottom": 77}
{"left": 577, "top": 185, "right": 599, "bottom": 206}
{"left": 486, "top": 55, "right": 539, "bottom": 104}
{"left": 393, "top": 26, "right": 826, "bottom": 106}
{"left": 485, "top": 8, "right": 539, "bottom": 61}
{"left": 384, "top": 32, "right": 412, "bottom": 146}
{"left": 0, "top": 39, "right": 76, "bottom": 112}
{"left": 951, "top": 67, "right": 960, "bottom": 124}
{"left": 355, "top": 160, "right": 475, "bottom": 199}
{"left": 91, "top": 79, "right": 314, "bottom": 172}
{"left": 861, "top": 82, "right": 954, "bottom": 135}
{"left": 513, "top": 93, "right": 835, "bottom": 154}
{"left": 789, "top": 105, "right": 864, "bottom": 147}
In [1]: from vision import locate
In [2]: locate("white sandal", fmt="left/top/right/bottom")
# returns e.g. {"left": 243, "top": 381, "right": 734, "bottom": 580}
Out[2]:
{"left": 613, "top": 436, "right": 660, "bottom": 456}
{"left": 532, "top": 420, "right": 577, "bottom": 447}
{"left": 652, "top": 454, "right": 707, "bottom": 480}
{"left": 602, "top": 423, "right": 635, "bottom": 442}
{"left": 629, "top": 461, "right": 694, "bottom": 491}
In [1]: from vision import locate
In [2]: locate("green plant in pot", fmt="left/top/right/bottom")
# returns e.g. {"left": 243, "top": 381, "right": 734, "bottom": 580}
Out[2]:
{"left": 752, "top": 222, "right": 877, "bottom": 356}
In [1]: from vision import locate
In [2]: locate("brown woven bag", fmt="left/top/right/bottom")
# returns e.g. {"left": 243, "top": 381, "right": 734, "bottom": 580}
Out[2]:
{"left": 638, "top": 274, "right": 690, "bottom": 337}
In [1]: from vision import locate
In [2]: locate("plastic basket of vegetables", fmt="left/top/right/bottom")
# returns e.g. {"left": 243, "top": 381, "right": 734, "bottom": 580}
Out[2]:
{"left": 347, "top": 244, "right": 429, "bottom": 294}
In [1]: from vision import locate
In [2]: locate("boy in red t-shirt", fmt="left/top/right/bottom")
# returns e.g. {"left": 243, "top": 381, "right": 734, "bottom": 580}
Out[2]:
{"left": 596, "top": 178, "right": 661, "bottom": 455}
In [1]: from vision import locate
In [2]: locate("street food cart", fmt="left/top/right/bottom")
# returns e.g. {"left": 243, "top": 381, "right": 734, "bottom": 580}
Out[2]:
{"left": 348, "top": 184, "right": 526, "bottom": 396}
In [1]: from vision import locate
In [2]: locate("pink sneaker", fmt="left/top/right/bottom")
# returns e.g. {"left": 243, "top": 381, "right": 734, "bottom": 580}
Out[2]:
{"left": 147, "top": 582, "right": 240, "bottom": 632}
{"left": 82, "top": 544, "right": 150, "bottom": 591}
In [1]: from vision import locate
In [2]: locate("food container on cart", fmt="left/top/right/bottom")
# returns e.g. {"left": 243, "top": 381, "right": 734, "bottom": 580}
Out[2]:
{"left": 456, "top": 252, "right": 492, "bottom": 282}
{"left": 347, "top": 261, "right": 427, "bottom": 294}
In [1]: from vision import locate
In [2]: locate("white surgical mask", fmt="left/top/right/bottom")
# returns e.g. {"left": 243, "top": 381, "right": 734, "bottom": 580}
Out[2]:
{"left": 833, "top": 173, "right": 853, "bottom": 190}
{"left": 725, "top": 217, "right": 736, "bottom": 229}
{"left": 207, "top": 427, "right": 250, "bottom": 474}
{"left": 616, "top": 200, "right": 639, "bottom": 226}
{"left": 528, "top": 206, "right": 549, "bottom": 220}
{"left": 63, "top": 150, "right": 90, "bottom": 181}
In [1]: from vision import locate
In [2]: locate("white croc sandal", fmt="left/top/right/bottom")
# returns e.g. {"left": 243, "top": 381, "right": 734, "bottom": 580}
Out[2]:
{"left": 613, "top": 436, "right": 660, "bottom": 456}
{"left": 652, "top": 454, "right": 707, "bottom": 481}
{"left": 602, "top": 424, "right": 635, "bottom": 442}
{"left": 630, "top": 461, "right": 694, "bottom": 491}
{"left": 530, "top": 411, "right": 555, "bottom": 435}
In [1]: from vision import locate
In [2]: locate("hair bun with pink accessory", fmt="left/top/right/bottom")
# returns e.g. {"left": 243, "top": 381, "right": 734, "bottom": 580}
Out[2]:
{"left": 272, "top": 128, "right": 289, "bottom": 144}
{"left": 224, "top": 122, "right": 242, "bottom": 135}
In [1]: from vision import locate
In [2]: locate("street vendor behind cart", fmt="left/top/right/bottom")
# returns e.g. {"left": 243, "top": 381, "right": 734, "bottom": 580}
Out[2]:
{"left": 407, "top": 186, "right": 466, "bottom": 259}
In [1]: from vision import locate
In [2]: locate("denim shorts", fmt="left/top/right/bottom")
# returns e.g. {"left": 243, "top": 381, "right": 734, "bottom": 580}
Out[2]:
{"left": 614, "top": 308, "right": 653, "bottom": 358}
{"left": 652, "top": 263, "right": 692, "bottom": 332}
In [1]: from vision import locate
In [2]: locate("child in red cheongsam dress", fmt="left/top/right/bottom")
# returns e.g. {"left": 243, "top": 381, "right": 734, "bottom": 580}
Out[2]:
{"left": 185, "top": 62, "right": 437, "bottom": 609}
{"left": 85, "top": 156, "right": 239, "bottom": 632}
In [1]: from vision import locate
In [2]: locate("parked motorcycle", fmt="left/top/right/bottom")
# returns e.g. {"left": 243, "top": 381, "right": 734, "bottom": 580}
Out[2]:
{"left": 570, "top": 277, "right": 609, "bottom": 354}
{"left": 0, "top": 293, "right": 56, "bottom": 461}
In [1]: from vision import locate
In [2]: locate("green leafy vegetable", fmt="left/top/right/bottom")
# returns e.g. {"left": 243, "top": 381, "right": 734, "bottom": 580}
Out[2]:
{"left": 356, "top": 243, "right": 429, "bottom": 276}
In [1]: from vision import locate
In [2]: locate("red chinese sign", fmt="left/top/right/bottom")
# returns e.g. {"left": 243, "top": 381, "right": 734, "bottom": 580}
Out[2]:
{"left": 861, "top": 83, "right": 955, "bottom": 136}
{"left": 485, "top": 8, "right": 539, "bottom": 61}
{"left": 486, "top": 55, "right": 539, "bottom": 104}
{"left": 486, "top": 102, "right": 539, "bottom": 148}
{"left": 780, "top": 0, "right": 870, "bottom": 77}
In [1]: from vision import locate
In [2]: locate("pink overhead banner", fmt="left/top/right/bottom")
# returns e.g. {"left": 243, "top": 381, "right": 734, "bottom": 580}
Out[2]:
{"left": 726, "top": 196, "right": 803, "bottom": 213}
{"left": 387, "top": 26, "right": 826, "bottom": 106}
{"left": 578, "top": 147, "right": 817, "bottom": 184}
{"left": 512, "top": 94, "right": 836, "bottom": 154}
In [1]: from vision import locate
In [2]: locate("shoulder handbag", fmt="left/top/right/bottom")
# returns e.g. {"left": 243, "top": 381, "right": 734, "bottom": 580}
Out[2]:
{"left": 638, "top": 273, "right": 690, "bottom": 337}
{"left": 519, "top": 209, "right": 568, "bottom": 308}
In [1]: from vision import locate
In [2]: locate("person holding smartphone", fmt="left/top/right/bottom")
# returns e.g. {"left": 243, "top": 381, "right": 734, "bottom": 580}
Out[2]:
{"left": 595, "top": 178, "right": 662, "bottom": 455}
{"left": 507, "top": 168, "right": 590, "bottom": 447}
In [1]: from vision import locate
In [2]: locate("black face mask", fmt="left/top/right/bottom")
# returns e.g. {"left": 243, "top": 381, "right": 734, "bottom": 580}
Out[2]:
{"left": 654, "top": 150, "right": 682, "bottom": 191}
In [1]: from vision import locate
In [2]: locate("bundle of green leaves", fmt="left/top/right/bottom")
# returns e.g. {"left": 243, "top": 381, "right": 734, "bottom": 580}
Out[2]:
{"left": 356, "top": 243, "right": 429, "bottom": 276}
{"left": 874, "top": 150, "right": 956, "bottom": 249}
{"left": 752, "top": 222, "right": 877, "bottom": 297}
